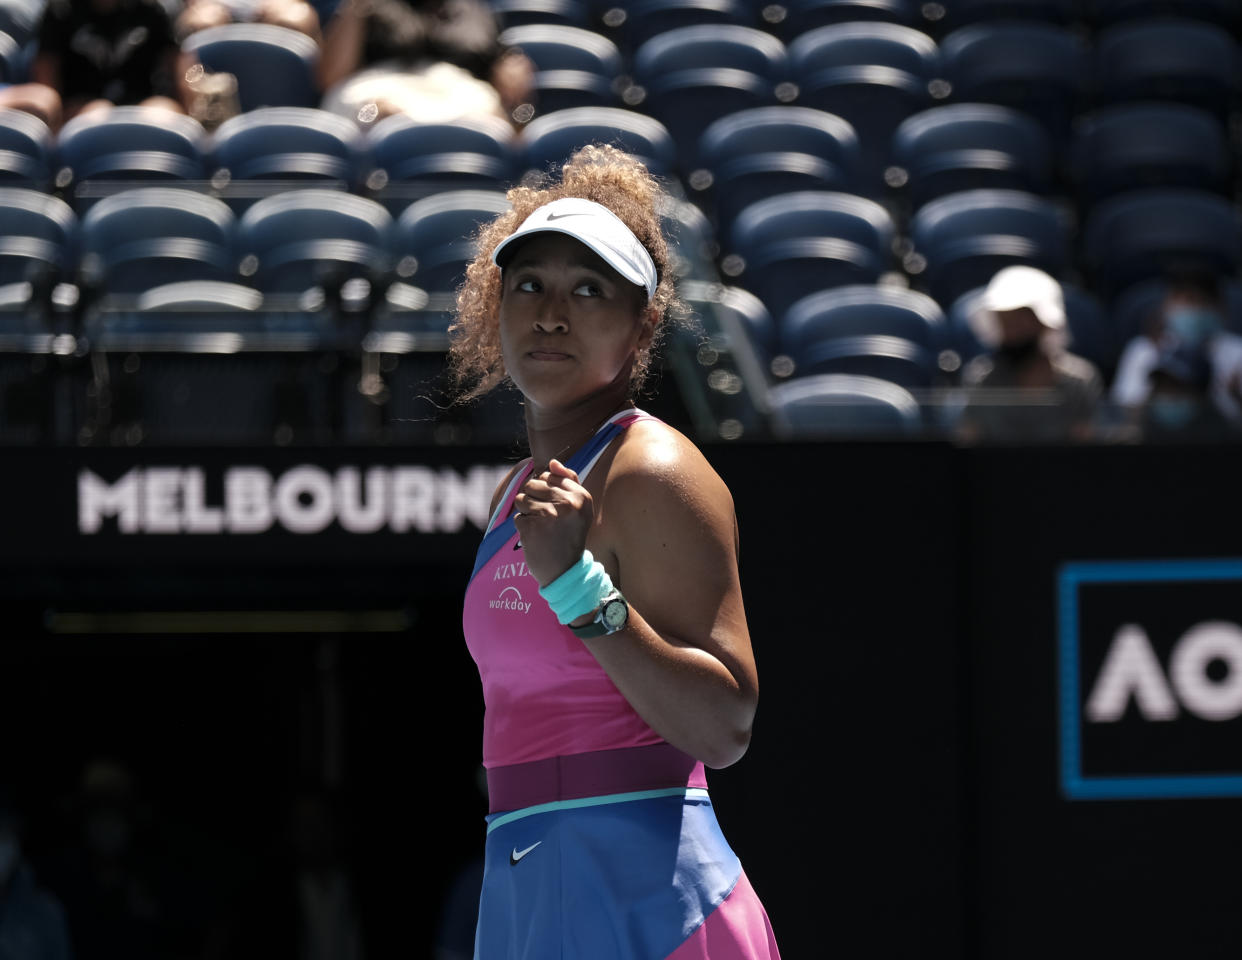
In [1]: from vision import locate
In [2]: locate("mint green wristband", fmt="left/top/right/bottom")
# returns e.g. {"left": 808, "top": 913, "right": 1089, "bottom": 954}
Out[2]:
{"left": 539, "top": 549, "right": 614, "bottom": 625}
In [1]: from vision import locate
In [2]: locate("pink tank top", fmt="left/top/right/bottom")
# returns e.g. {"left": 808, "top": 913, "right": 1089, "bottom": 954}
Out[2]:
{"left": 462, "top": 409, "right": 667, "bottom": 768}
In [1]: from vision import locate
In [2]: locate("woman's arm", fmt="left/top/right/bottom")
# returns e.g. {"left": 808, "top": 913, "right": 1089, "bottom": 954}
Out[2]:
{"left": 515, "top": 424, "right": 759, "bottom": 769}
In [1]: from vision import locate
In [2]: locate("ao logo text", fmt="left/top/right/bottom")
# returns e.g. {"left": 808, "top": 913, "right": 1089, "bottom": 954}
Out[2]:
{"left": 1086, "top": 620, "right": 1242, "bottom": 724}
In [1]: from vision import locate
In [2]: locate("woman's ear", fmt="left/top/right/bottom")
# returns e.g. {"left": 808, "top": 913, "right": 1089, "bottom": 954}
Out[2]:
{"left": 637, "top": 305, "right": 660, "bottom": 350}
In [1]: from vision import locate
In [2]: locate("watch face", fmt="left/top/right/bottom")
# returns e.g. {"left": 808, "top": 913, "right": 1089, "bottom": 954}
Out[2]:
{"left": 602, "top": 597, "right": 627, "bottom": 630}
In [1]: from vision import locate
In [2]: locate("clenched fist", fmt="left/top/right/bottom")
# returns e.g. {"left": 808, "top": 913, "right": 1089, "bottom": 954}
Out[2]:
{"left": 513, "top": 459, "right": 594, "bottom": 586}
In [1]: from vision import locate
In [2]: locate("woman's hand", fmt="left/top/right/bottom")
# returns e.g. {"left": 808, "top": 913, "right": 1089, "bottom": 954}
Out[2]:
{"left": 513, "top": 459, "right": 594, "bottom": 586}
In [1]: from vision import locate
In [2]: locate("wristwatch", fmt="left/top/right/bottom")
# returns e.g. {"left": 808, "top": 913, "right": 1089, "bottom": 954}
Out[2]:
{"left": 569, "top": 590, "right": 628, "bottom": 639}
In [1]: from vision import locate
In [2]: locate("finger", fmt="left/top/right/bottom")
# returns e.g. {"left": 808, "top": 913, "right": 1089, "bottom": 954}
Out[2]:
{"left": 548, "top": 458, "right": 579, "bottom": 482}
{"left": 513, "top": 493, "right": 556, "bottom": 517}
{"left": 523, "top": 475, "right": 586, "bottom": 504}
{"left": 518, "top": 480, "right": 565, "bottom": 504}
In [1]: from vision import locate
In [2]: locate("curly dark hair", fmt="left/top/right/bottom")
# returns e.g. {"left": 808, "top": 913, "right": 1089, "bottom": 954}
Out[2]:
{"left": 447, "top": 144, "right": 682, "bottom": 400}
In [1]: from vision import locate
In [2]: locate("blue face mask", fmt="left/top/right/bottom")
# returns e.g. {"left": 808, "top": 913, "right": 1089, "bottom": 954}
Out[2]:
{"left": 1148, "top": 397, "right": 1201, "bottom": 430}
{"left": 1164, "top": 306, "right": 1221, "bottom": 346}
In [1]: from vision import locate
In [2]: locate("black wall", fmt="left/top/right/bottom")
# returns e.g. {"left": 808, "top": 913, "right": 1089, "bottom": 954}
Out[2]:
{"left": 2, "top": 442, "right": 1240, "bottom": 958}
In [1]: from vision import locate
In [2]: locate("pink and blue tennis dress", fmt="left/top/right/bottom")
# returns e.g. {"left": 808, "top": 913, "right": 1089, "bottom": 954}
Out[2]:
{"left": 463, "top": 409, "right": 781, "bottom": 960}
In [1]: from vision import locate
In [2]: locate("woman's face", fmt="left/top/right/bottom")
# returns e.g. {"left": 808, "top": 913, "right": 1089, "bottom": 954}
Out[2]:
{"left": 498, "top": 232, "right": 654, "bottom": 412}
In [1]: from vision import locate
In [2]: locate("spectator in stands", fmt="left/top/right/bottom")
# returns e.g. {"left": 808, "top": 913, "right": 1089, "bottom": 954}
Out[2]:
{"left": 1140, "top": 338, "right": 1239, "bottom": 442}
{"left": 1112, "top": 270, "right": 1242, "bottom": 430}
{"left": 0, "top": 790, "right": 73, "bottom": 960}
{"left": 174, "top": 0, "right": 321, "bottom": 45}
{"left": 958, "top": 265, "right": 1103, "bottom": 443}
{"left": 316, "top": 0, "right": 532, "bottom": 125}
{"left": 41, "top": 759, "right": 195, "bottom": 960}
{"left": 26, "top": 0, "right": 184, "bottom": 128}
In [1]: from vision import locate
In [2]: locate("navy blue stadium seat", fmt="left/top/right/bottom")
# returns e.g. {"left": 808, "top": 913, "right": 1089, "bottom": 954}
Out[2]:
{"left": 781, "top": 284, "right": 946, "bottom": 356}
{"left": 891, "top": 102, "right": 1052, "bottom": 208}
{"left": 633, "top": 22, "right": 787, "bottom": 83}
{"left": 490, "top": 0, "right": 591, "bottom": 27}
{"left": 132, "top": 280, "right": 264, "bottom": 313}
{"left": 661, "top": 197, "right": 718, "bottom": 281}
{"left": 780, "top": 285, "right": 944, "bottom": 384}
{"left": 694, "top": 106, "right": 861, "bottom": 228}
{"left": 1093, "top": 18, "right": 1242, "bottom": 118}
{"left": 787, "top": 22, "right": 942, "bottom": 193}
{"left": 78, "top": 188, "right": 235, "bottom": 294}
{"left": 767, "top": 0, "right": 922, "bottom": 38}
{"left": 1060, "top": 284, "right": 1117, "bottom": 373}
{"left": 767, "top": 372, "right": 922, "bottom": 436}
{"left": 940, "top": 22, "right": 1088, "bottom": 137}
{"left": 0, "top": 0, "right": 43, "bottom": 48}
{"left": 0, "top": 107, "right": 51, "bottom": 184}
{"left": 783, "top": 332, "right": 937, "bottom": 386}
{"left": 520, "top": 107, "right": 677, "bottom": 178}
{"left": 182, "top": 24, "right": 319, "bottom": 112}
{"left": 908, "top": 188, "right": 1070, "bottom": 304}
{"left": 0, "top": 188, "right": 75, "bottom": 303}
{"left": 500, "top": 24, "right": 623, "bottom": 113}
{"left": 612, "top": 0, "right": 755, "bottom": 51}
{"left": 632, "top": 25, "right": 789, "bottom": 168}
{"left": 1071, "top": 103, "right": 1230, "bottom": 202}
{"left": 365, "top": 113, "right": 515, "bottom": 211}
{"left": 1091, "top": 0, "right": 1239, "bottom": 28}
{"left": 235, "top": 189, "right": 392, "bottom": 295}
{"left": 390, "top": 189, "right": 511, "bottom": 296}
{"left": 705, "top": 284, "right": 777, "bottom": 371}
{"left": 724, "top": 190, "right": 895, "bottom": 321}
{"left": 208, "top": 108, "right": 366, "bottom": 199}
{"left": 1083, "top": 188, "right": 1242, "bottom": 298}
{"left": 0, "top": 29, "right": 24, "bottom": 83}
{"left": 54, "top": 107, "right": 207, "bottom": 205}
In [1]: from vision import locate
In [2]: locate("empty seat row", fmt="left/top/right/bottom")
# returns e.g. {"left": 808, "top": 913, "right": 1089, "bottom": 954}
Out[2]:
{"left": 692, "top": 96, "right": 1234, "bottom": 233}
{"left": 0, "top": 105, "right": 686, "bottom": 211}
{"left": 504, "top": 17, "right": 1242, "bottom": 189}
{"left": 487, "top": 0, "right": 1242, "bottom": 42}
{"left": 0, "top": 186, "right": 511, "bottom": 301}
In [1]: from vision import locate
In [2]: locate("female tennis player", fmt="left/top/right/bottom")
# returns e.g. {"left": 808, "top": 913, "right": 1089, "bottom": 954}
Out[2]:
{"left": 452, "top": 144, "right": 780, "bottom": 959}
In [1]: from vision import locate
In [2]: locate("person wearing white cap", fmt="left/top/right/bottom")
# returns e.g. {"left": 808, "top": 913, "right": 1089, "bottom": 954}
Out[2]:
{"left": 448, "top": 145, "right": 780, "bottom": 959}
{"left": 959, "top": 265, "right": 1103, "bottom": 443}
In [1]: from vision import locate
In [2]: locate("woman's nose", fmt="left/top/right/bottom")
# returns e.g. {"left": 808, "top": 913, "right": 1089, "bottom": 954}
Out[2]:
{"left": 533, "top": 300, "right": 569, "bottom": 332}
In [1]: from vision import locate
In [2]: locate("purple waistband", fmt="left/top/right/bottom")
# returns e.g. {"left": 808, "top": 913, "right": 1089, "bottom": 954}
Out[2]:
{"left": 486, "top": 743, "right": 708, "bottom": 813}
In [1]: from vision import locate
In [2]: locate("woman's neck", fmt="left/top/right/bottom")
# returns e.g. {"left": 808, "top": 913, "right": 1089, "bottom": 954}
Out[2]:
{"left": 523, "top": 392, "right": 634, "bottom": 473}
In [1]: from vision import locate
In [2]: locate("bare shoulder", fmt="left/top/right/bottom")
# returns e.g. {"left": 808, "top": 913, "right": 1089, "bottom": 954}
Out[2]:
{"left": 601, "top": 419, "right": 736, "bottom": 531}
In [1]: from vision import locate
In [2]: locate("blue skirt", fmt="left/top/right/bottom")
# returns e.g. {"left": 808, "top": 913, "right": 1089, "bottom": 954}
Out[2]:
{"left": 474, "top": 788, "right": 780, "bottom": 960}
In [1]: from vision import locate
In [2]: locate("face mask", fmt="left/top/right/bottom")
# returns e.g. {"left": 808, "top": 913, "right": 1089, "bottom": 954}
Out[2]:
{"left": 0, "top": 835, "right": 20, "bottom": 882}
{"left": 995, "top": 335, "right": 1042, "bottom": 363}
{"left": 1148, "top": 397, "right": 1200, "bottom": 430}
{"left": 1165, "top": 307, "right": 1221, "bottom": 346}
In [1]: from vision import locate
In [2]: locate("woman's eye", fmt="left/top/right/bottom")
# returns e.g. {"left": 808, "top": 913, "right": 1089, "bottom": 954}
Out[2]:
{"left": 516, "top": 279, "right": 540, "bottom": 293}
{"left": 574, "top": 283, "right": 601, "bottom": 297}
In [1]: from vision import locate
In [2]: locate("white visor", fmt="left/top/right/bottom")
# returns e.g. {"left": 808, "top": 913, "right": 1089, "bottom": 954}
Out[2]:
{"left": 491, "top": 197, "right": 658, "bottom": 301}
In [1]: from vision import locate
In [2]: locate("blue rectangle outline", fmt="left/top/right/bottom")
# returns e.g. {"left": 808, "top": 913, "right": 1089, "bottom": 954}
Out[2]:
{"left": 1057, "top": 557, "right": 1242, "bottom": 801}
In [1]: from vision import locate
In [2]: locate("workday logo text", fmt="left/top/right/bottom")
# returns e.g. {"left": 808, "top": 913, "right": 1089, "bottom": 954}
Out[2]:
{"left": 488, "top": 560, "right": 533, "bottom": 614}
